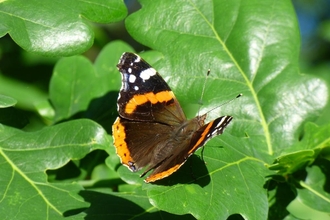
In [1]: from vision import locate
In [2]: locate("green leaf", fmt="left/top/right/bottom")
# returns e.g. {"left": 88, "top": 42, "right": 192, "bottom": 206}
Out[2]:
{"left": 127, "top": 0, "right": 326, "bottom": 149}
{"left": 295, "top": 123, "right": 330, "bottom": 151}
{"left": 0, "top": 0, "right": 127, "bottom": 56}
{"left": 49, "top": 41, "right": 133, "bottom": 123}
{"left": 0, "top": 73, "right": 48, "bottom": 111}
{"left": 102, "top": 0, "right": 329, "bottom": 219}
{"left": 269, "top": 150, "right": 315, "bottom": 174}
{"left": 34, "top": 99, "right": 55, "bottom": 123}
{"left": 0, "top": 94, "right": 17, "bottom": 108}
{"left": 0, "top": 119, "right": 109, "bottom": 219}
{"left": 269, "top": 123, "right": 330, "bottom": 175}
{"left": 298, "top": 166, "right": 330, "bottom": 213}
{"left": 286, "top": 198, "right": 330, "bottom": 220}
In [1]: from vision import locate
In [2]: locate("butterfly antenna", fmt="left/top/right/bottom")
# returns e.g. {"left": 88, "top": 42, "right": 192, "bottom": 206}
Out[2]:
{"left": 198, "top": 69, "right": 211, "bottom": 116}
{"left": 205, "top": 93, "right": 242, "bottom": 115}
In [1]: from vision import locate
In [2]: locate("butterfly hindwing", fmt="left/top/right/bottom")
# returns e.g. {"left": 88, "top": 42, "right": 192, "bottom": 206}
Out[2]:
{"left": 144, "top": 116, "right": 233, "bottom": 182}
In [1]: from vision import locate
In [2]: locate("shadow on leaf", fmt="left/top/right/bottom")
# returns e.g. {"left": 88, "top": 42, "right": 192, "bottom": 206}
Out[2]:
{"left": 150, "top": 154, "right": 211, "bottom": 187}
{"left": 76, "top": 190, "right": 194, "bottom": 220}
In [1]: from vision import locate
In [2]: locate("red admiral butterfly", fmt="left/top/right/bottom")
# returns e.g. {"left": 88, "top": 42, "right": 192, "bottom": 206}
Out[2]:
{"left": 112, "top": 52, "right": 233, "bottom": 183}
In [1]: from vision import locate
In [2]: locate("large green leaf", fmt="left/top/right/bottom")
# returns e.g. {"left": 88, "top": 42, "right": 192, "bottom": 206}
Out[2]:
{"left": 0, "top": 0, "right": 127, "bottom": 56}
{"left": 0, "top": 119, "right": 109, "bottom": 219}
{"left": 101, "top": 0, "right": 329, "bottom": 219}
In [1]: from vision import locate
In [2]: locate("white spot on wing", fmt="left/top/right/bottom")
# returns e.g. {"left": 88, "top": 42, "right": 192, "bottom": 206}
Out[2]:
{"left": 134, "top": 56, "right": 141, "bottom": 63}
{"left": 134, "top": 86, "right": 139, "bottom": 90}
{"left": 129, "top": 74, "right": 136, "bottom": 83}
{"left": 128, "top": 68, "right": 132, "bottom": 73}
{"left": 140, "top": 68, "right": 156, "bottom": 81}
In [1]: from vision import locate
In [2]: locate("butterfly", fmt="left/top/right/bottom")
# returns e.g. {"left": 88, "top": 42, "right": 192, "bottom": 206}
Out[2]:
{"left": 112, "top": 52, "right": 232, "bottom": 183}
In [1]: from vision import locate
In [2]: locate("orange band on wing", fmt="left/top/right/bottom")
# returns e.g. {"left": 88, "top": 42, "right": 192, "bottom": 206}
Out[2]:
{"left": 125, "top": 91, "right": 174, "bottom": 114}
{"left": 112, "top": 117, "right": 134, "bottom": 167}
{"left": 145, "top": 163, "right": 183, "bottom": 183}
{"left": 188, "top": 121, "right": 214, "bottom": 155}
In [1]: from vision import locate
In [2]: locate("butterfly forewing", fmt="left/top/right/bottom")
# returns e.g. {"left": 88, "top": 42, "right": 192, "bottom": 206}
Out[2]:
{"left": 116, "top": 52, "right": 186, "bottom": 124}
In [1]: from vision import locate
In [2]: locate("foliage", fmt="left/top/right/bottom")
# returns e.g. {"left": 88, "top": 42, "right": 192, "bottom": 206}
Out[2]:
{"left": 0, "top": 0, "right": 329, "bottom": 219}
